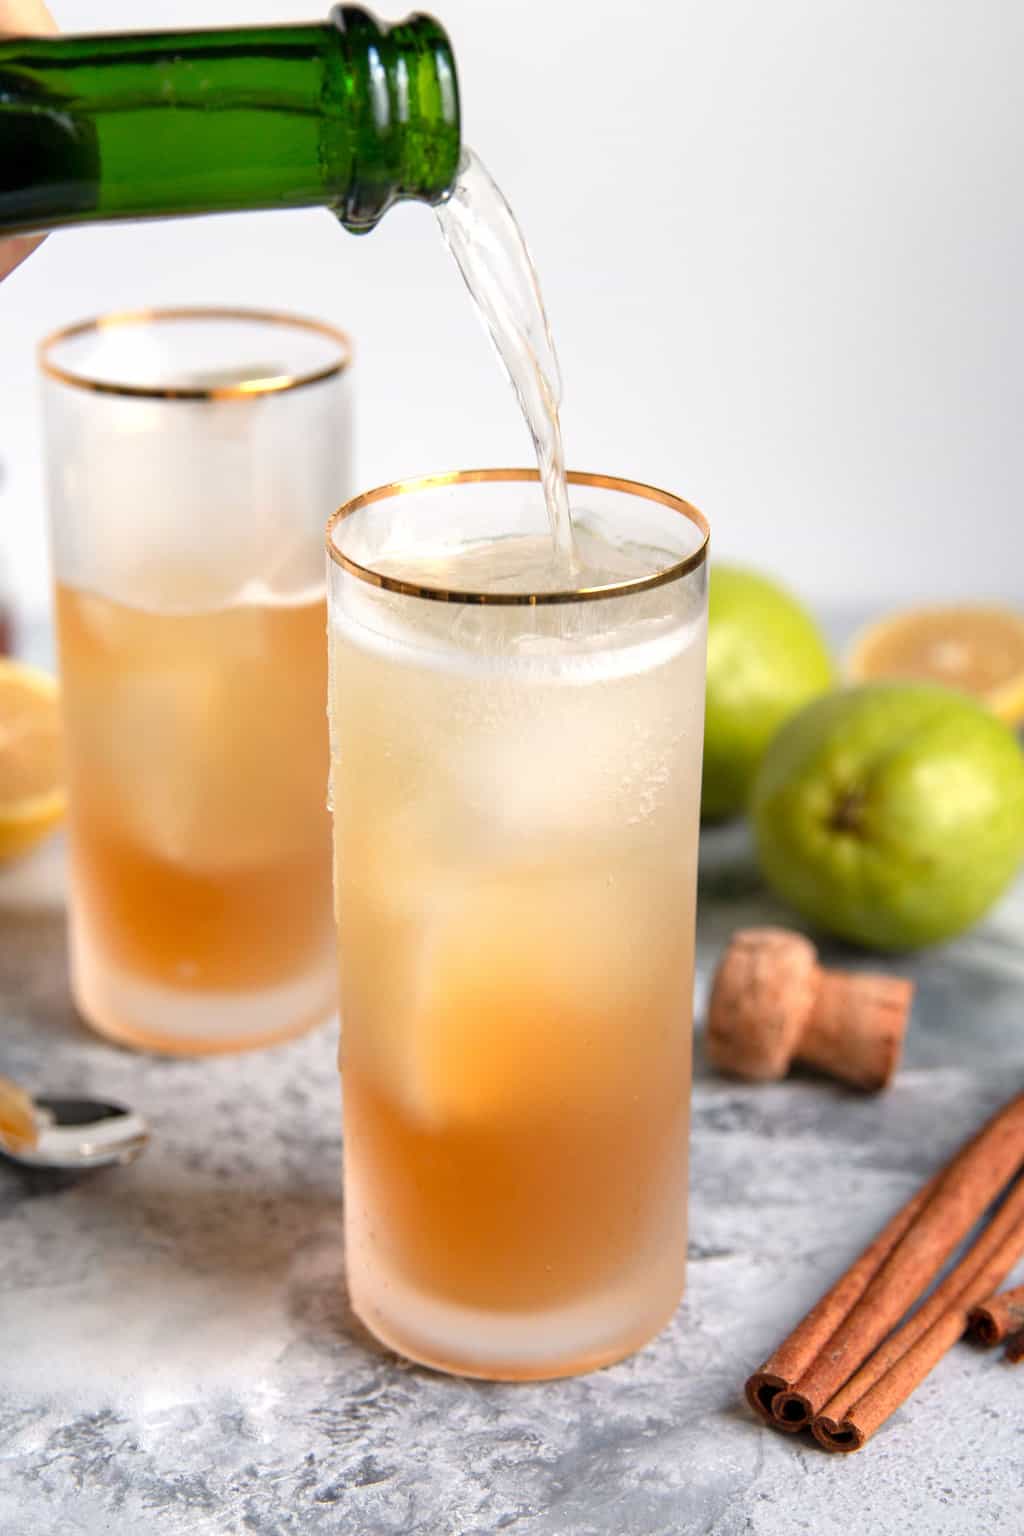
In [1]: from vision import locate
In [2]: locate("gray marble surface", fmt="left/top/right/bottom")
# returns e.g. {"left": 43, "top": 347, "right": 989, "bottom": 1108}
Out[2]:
{"left": 2, "top": 821, "right": 1023, "bottom": 1536}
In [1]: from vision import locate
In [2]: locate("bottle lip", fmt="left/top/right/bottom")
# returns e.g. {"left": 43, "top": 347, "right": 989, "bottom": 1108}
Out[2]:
{"left": 330, "top": 4, "right": 461, "bottom": 232}
{"left": 38, "top": 306, "right": 352, "bottom": 401}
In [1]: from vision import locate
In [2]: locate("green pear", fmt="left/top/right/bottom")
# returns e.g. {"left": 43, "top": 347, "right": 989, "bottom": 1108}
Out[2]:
{"left": 752, "top": 682, "right": 1024, "bottom": 950}
{"left": 701, "top": 566, "right": 833, "bottom": 821}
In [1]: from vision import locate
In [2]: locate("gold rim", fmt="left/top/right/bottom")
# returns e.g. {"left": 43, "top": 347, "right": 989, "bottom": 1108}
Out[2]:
{"left": 38, "top": 306, "right": 352, "bottom": 401}
{"left": 326, "top": 469, "right": 709, "bottom": 605}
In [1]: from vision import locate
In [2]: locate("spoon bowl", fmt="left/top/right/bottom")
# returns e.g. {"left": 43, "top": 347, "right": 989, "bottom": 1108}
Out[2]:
{"left": 0, "top": 1084, "right": 149, "bottom": 1171}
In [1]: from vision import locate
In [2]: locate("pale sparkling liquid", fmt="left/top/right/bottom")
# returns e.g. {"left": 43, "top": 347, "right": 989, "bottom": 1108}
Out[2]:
{"left": 437, "top": 149, "right": 577, "bottom": 574}
{"left": 56, "top": 583, "right": 335, "bottom": 1053}
{"left": 331, "top": 531, "right": 705, "bottom": 1377}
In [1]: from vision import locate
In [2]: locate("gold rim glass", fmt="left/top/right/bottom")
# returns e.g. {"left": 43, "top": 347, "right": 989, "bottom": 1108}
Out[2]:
{"left": 327, "top": 465, "right": 709, "bottom": 1379}
{"left": 41, "top": 305, "right": 352, "bottom": 1056}
{"left": 327, "top": 469, "right": 709, "bottom": 606}
{"left": 39, "top": 306, "right": 352, "bottom": 402}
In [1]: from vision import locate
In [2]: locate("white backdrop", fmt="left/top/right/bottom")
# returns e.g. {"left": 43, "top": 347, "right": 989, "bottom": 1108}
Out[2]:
{"left": 2, "top": 0, "right": 1022, "bottom": 617}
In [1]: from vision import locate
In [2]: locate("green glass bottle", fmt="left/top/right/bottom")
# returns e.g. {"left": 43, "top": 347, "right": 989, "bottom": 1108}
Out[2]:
{"left": 0, "top": 5, "right": 460, "bottom": 237}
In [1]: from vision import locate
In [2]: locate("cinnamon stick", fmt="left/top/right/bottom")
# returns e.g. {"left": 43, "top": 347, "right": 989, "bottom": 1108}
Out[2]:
{"left": 1006, "top": 1331, "right": 1024, "bottom": 1363}
{"left": 745, "top": 1090, "right": 1024, "bottom": 1433}
{"left": 770, "top": 1093, "right": 1024, "bottom": 1428}
{"left": 968, "top": 1282, "right": 1024, "bottom": 1348}
{"left": 745, "top": 1174, "right": 938, "bottom": 1428}
{"left": 813, "top": 1175, "right": 1024, "bottom": 1448}
{"left": 813, "top": 1192, "right": 1024, "bottom": 1450}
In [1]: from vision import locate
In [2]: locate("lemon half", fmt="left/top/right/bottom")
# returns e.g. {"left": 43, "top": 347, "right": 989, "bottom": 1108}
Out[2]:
{"left": 0, "top": 1074, "right": 38, "bottom": 1150}
{"left": 847, "top": 605, "right": 1024, "bottom": 726}
{"left": 0, "top": 659, "right": 65, "bottom": 861}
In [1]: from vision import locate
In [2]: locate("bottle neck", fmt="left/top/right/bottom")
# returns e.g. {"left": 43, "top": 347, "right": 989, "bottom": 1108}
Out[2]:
{"left": 0, "top": 7, "right": 460, "bottom": 237}
{"left": 330, "top": 6, "right": 460, "bottom": 232}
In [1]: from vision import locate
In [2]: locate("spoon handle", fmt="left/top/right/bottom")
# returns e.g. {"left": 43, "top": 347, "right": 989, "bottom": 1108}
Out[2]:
{"left": 0, "top": 1073, "right": 39, "bottom": 1151}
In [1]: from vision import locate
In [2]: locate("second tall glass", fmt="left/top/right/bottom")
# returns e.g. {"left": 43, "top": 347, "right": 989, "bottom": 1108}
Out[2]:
{"left": 41, "top": 308, "right": 351, "bottom": 1054}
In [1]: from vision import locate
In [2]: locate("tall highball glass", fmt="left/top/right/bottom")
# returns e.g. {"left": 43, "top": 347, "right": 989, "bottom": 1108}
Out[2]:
{"left": 328, "top": 469, "right": 709, "bottom": 1379}
{"left": 41, "top": 308, "right": 351, "bottom": 1054}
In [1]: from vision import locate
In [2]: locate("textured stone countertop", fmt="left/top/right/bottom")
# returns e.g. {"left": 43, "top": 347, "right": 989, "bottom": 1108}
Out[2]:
{"left": 2, "top": 820, "right": 1023, "bottom": 1536}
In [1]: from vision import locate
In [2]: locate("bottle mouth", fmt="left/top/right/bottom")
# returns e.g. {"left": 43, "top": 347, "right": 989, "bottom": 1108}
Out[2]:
{"left": 331, "top": 5, "right": 461, "bottom": 232}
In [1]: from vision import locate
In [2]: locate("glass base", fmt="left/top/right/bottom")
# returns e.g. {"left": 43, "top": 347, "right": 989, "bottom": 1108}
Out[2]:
{"left": 71, "top": 931, "right": 337, "bottom": 1055}
{"left": 348, "top": 1251, "right": 686, "bottom": 1382}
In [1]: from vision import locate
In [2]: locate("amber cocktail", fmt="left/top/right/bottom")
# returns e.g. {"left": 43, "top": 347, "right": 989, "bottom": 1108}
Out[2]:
{"left": 328, "top": 469, "right": 709, "bottom": 1379}
{"left": 41, "top": 308, "right": 351, "bottom": 1053}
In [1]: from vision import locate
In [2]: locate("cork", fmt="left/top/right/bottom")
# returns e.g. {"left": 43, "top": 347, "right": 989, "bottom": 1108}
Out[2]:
{"left": 707, "top": 927, "right": 911, "bottom": 1091}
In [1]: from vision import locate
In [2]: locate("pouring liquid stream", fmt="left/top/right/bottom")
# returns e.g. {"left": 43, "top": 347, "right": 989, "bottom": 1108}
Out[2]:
{"left": 436, "top": 149, "right": 578, "bottom": 579}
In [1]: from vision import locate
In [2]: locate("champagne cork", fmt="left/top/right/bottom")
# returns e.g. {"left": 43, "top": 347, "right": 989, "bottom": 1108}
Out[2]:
{"left": 706, "top": 927, "right": 912, "bottom": 1091}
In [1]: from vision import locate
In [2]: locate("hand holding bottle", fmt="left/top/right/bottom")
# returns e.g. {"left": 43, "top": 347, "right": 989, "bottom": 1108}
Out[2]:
{"left": 0, "top": 0, "right": 57, "bottom": 281}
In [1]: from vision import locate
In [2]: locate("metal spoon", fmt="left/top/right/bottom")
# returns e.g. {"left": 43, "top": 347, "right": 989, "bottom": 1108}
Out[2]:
{"left": 0, "top": 1074, "right": 149, "bottom": 1171}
